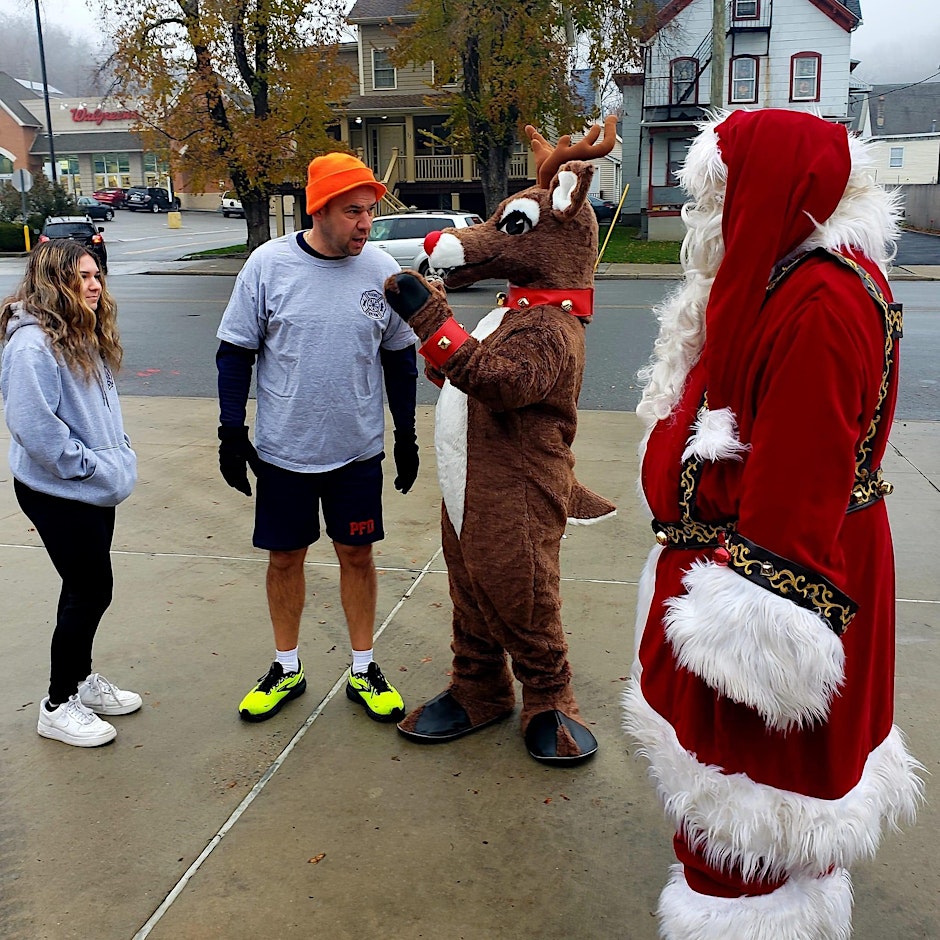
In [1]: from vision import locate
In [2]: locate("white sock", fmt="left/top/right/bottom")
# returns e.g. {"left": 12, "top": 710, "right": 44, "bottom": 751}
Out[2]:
{"left": 276, "top": 647, "right": 300, "bottom": 674}
{"left": 351, "top": 648, "right": 373, "bottom": 675}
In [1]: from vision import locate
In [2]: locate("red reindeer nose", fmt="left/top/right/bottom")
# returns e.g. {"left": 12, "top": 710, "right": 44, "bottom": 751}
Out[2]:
{"left": 424, "top": 229, "right": 443, "bottom": 256}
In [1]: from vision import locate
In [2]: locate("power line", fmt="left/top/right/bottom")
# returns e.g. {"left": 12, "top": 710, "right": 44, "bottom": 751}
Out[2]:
{"left": 854, "top": 70, "right": 940, "bottom": 101}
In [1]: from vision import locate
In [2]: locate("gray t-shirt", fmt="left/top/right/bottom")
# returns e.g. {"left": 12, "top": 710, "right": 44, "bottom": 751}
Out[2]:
{"left": 217, "top": 234, "right": 415, "bottom": 472}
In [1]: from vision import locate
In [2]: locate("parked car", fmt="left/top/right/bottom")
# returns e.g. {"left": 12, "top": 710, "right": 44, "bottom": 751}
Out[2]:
{"left": 75, "top": 196, "right": 115, "bottom": 222}
{"left": 368, "top": 210, "right": 484, "bottom": 275}
{"left": 588, "top": 195, "right": 617, "bottom": 223}
{"left": 38, "top": 217, "right": 108, "bottom": 273}
{"left": 218, "top": 191, "right": 245, "bottom": 218}
{"left": 92, "top": 187, "right": 127, "bottom": 209}
{"left": 126, "top": 186, "right": 181, "bottom": 212}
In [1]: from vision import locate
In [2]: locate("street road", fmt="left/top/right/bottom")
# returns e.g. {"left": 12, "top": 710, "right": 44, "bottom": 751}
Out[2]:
{"left": 0, "top": 213, "right": 936, "bottom": 417}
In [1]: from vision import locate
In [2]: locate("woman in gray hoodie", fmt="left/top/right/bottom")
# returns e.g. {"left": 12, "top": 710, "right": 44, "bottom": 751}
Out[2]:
{"left": 1, "top": 239, "right": 139, "bottom": 747}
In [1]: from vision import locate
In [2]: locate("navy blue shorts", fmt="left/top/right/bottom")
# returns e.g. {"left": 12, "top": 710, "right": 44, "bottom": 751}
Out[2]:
{"left": 253, "top": 453, "right": 385, "bottom": 551}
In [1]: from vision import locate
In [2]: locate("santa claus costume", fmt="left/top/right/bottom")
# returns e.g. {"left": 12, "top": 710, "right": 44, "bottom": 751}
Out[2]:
{"left": 624, "top": 109, "right": 924, "bottom": 939}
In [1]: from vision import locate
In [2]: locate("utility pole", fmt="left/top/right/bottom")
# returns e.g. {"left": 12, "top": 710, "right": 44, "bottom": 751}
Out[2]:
{"left": 32, "top": 0, "right": 58, "bottom": 183}
{"left": 711, "top": 0, "right": 726, "bottom": 112}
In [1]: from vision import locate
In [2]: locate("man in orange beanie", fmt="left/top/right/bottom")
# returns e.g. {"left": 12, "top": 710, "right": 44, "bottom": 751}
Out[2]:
{"left": 216, "top": 152, "right": 420, "bottom": 725}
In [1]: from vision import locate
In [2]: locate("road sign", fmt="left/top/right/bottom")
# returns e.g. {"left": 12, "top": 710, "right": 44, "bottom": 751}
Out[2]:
{"left": 11, "top": 168, "right": 34, "bottom": 193}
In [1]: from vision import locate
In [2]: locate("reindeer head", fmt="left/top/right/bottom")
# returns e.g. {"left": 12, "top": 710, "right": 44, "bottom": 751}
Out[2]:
{"left": 422, "top": 116, "right": 618, "bottom": 292}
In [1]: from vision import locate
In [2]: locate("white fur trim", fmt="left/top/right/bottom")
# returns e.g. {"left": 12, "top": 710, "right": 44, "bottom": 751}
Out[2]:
{"left": 552, "top": 170, "right": 578, "bottom": 212}
{"left": 623, "top": 682, "right": 925, "bottom": 880}
{"left": 682, "top": 407, "right": 750, "bottom": 462}
{"left": 427, "top": 230, "right": 466, "bottom": 270}
{"left": 434, "top": 308, "right": 506, "bottom": 538}
{"left": 566, "top": 510, "right": 617, "bottom": 526}
{"left": 658, "top": 865, "right": 853, "bottom": 940}
{"left": 665, "top": 561, "right": 845, "bottom": 731}
{"left": 633, "top": 545, "right": 663, "bottom": 663}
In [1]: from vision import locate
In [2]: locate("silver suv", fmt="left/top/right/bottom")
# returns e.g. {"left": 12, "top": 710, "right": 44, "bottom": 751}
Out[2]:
{"left": 368, "top": 210, "right": 484, "bottom": 275}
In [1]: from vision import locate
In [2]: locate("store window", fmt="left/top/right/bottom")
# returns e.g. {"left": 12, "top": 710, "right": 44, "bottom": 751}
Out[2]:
{"left": 372, "top": 49, "right": 396, "bottom": 90}
{"left": 670, "top": 58, "right": 698, "bottom": 105}
{"left": 730, "top": 57, "right": 758, "bottom": 103}
{"left": 93, "top": 152, "right": 131, "bottom": 189}
{"left": 790, "top": 53, "right": 821, "bottom": 102}
{"left": 889, "top": 147, "right": 904, "bottom": 168}
{"left": 55, "top": 156, "right": 81, "bottom": 194}
{"left": 143, "top": 153, "right": 169, "bottom": 187}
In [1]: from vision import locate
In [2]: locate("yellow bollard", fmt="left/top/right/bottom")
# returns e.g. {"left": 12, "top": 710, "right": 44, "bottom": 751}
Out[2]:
{"left": 167, "top": 211, "right": 182, "bottom": 229}
{"left": 23, "top": 225, "right": 31, "bottom": 252}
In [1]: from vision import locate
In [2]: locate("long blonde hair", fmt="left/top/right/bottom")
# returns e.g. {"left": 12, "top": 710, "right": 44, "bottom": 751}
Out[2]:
{"left": 0, "top": 240, "right": 123, "bottom": 379}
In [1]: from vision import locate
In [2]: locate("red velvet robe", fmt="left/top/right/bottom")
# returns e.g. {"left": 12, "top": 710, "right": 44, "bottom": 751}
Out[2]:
{"left": 627, "top": 251, "right": 923, "bottom": 916}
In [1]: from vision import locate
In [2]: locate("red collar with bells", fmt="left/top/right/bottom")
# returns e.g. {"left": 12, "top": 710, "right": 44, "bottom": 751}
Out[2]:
{"left": 499, "top": 285, "right": 595, "bottom": 318}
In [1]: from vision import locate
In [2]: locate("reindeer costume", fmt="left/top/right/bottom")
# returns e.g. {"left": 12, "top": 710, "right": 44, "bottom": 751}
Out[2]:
{"left": 384, "top": 118, "right": 617, "bottom": 764}
{"left": 625, "top": 110, "right": 923, "bottom": 938}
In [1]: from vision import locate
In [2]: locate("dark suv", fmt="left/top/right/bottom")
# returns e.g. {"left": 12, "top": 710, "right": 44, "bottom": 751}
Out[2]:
{"left": 39, "top": 217, "right": 108, "bottom": 273}
{"left": 126, "top": 187, "right": 181, "bottom": 213}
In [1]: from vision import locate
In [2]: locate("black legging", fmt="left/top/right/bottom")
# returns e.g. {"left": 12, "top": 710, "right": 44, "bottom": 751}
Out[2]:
{"left": 14, "top": 479, "right": 115, "bottom": 704}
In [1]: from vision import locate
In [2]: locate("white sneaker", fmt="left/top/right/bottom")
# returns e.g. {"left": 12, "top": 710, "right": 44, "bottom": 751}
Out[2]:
{"left": 78, "top": 673, "right": 143, "bottom": 716}
{"left": 38, "top": 695, "right": 116, "bottom": 747}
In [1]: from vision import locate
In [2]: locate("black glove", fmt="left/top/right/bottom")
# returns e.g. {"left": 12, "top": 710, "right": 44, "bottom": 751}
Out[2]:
{"left": 385, "top": 272, "right": 431, "bottom": 322}
{"left": 218, "top": 425, "right": 262, "bottom": 496}
{"left": 393, "top": 429, "right": 419, "bottom": 494}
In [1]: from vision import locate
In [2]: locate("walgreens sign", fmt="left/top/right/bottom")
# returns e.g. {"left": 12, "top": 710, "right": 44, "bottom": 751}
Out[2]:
{"left": 70, "top": 107, "right": 140, "bottom": 125}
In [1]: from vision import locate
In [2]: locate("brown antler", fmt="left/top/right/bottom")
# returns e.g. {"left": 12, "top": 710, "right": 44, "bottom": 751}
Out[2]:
{"left": 525, "top": 114, "right": 619, "bottom": 188}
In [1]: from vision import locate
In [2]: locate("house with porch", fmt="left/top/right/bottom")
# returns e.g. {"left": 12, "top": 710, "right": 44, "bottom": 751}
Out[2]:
{"left": 625, "top": 0, "right": 862, "bottom": 239}
{"left": 336, "top": 0, "right": 621, "bottom": 216}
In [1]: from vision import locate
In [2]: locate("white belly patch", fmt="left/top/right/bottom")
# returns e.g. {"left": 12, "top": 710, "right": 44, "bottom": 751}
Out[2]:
{"left": 435, "top": 307, "right": 506, "bottom": 537}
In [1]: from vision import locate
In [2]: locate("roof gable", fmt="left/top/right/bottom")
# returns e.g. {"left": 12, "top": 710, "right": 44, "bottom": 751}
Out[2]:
{"left": 0, "top": 71, "right": 42, "bottom": 127}
{"left": 654, "top": 0, "right": 859, "bottom": 32}
{"left": 347, "top": 0, "right": 416, "bottom": 24}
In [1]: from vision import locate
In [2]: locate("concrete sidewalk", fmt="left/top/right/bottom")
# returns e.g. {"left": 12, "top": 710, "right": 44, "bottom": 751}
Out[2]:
{"left": 0, "top": 401, "right": 937, "bottom": 940}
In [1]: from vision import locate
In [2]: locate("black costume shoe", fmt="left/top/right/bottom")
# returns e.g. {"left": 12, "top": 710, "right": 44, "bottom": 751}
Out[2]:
{"left": 524, "top": 710, "right": 598, "bottom": 765}
{"left": 396, "top": 689, "right": 512, "bottom": 743}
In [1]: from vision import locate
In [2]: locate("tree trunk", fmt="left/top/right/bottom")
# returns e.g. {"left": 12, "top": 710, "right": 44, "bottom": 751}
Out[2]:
{"left": 244, "top": 195, "right": 271, "bottom": 254}
{"left": 478, "top": 144, "right": 512, "bottom": 217}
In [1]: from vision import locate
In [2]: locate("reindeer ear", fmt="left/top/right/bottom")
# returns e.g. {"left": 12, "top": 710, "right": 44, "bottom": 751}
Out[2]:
{"left": 550, "top": 161, "right": 594, "bottom": 220}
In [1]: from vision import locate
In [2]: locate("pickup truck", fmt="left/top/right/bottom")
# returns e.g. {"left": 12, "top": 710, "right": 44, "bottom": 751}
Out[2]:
{"left": 219, "top": 191, "right": 245, "bottom": 218}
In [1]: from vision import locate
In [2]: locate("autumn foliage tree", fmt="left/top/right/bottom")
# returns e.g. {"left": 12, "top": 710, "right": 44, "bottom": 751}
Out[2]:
{"left": 392, "top": 0, "right": 655, "bottom": 216}
{"left": 103, "top": 0, "right": 355, "bottom": 252}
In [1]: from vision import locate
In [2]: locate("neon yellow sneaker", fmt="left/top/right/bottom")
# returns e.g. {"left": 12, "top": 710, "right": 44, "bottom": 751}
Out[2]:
{"left": 345, "top": 662, "right": 405, "bottom": 723}
{"left": 238, "top": 661, "right": 306, "bottom": 722}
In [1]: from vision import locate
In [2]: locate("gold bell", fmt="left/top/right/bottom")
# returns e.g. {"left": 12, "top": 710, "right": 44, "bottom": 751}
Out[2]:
{"left": 760, "top": 561, "right": 775, "bottom": 577}
{"left": 655, "top": 531, "right": 669, "bottom": 546}
{"left": 437, "top": 336, "right": 452, "bottom": 350}
{"left": 852, "top": 486, "right": 866, "bottom": 501}
{"left": 496, "top": 292, "right": 507, "bottom": 306}
{"left": 879, "top": 479, "right": 895, "bottom": 496}
{"left": 561, "top": 299, "right": 573, "bottom": 313}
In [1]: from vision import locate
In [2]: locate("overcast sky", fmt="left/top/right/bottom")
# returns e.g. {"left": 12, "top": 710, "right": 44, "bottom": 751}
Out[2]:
{"left": 5, "top": 0, "right": 939, "bottom": 86}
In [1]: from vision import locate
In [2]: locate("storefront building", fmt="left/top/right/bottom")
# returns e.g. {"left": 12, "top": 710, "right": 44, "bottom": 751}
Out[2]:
{"left": 0, "top": 71, "right": 218, "bottom": 206}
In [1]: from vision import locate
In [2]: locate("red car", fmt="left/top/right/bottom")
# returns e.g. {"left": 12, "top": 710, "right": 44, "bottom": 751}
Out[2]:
{"left": 92, "top": 187, "right": 127, "bottom": 209}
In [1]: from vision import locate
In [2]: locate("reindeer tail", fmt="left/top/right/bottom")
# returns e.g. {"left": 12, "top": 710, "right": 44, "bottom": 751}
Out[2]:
{"left": 567, "top": 479, "right": 617, "bottom": 525}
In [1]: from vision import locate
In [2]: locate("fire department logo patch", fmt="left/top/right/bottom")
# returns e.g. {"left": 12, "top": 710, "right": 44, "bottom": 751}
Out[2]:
{"left": 360, "top": 290, "right": 386, "bottom": 320}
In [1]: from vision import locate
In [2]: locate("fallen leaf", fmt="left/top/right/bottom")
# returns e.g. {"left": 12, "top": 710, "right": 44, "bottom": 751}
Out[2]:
{"left": 544, "top": 798, "right": 552, "bottom": 804}
{"left": 308, "top": 853, "right": 326, "bottom": 864}
{"left": 420, "top": 656, "right": 433, "bottom": 663}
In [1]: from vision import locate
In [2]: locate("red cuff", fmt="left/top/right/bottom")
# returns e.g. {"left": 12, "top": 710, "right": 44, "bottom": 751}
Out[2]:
{"left": 418, "top": 318, "right": 471, "bottom": 370}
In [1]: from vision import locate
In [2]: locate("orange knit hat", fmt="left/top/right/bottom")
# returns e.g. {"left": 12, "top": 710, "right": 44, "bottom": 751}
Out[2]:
{"left": 306, "top": 153, "right": 387, "bottom": 214}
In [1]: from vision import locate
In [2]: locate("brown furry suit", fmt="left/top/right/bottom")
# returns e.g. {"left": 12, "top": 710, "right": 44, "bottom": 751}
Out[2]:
{"left": 385, "top": 119, "right": 617, "bottom": 763}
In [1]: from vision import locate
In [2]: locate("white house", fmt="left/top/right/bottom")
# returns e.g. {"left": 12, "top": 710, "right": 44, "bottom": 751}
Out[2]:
{"left": 627, "top": 0, "right": 862, "bottom": 239}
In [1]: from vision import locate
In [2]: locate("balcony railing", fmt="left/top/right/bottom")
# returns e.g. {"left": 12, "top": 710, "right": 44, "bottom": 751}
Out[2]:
{"left": 399, "top": 153, "right": 533, "bottom": 182}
